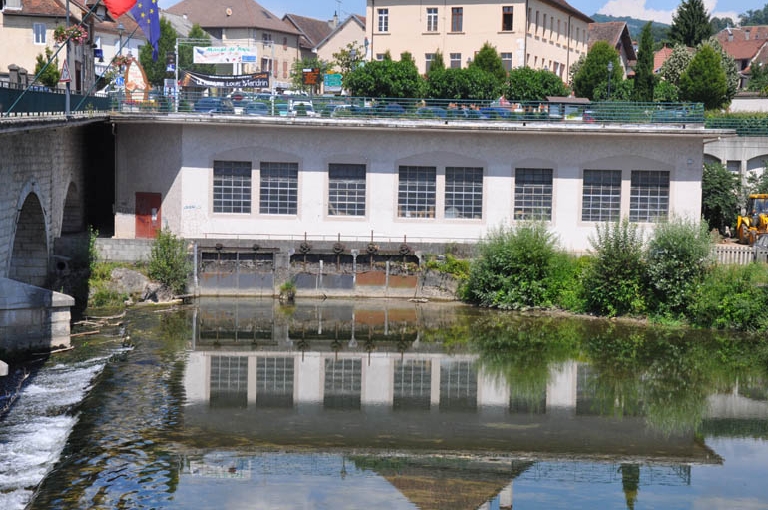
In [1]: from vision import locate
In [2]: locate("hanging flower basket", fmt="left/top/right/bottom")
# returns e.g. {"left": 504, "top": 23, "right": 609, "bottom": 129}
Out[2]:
{"left": 112, "top": 55, "right": 134, "bottom": 68}
{"left": 53, "top": 24, "right": 89, "bottom": 45}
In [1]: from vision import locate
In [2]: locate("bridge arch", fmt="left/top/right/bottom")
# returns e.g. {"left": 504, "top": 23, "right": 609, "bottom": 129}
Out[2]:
{"left": 8, "top": 181, "right": 50, "bottom": 287}
{"left": 62, "top": 180, "right": 84, "bottom": 234}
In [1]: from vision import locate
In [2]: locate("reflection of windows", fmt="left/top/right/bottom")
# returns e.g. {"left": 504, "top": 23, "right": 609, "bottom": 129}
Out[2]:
{"left": 394, "top": 360, "right": 431, "bottom": 410}
{"left": 501, "top": 52, "right": 513, "bottom": 71}
{"left": 210, "top": 356, "right": 248, "bottom": 408}
{"left": 445, "top": 167, "right": 483, "bottom": 219}
{"left": 398, "top": 166, "right": 436, "bottom": 218}
{"left": 510, "top": 390, "right": 547, "bottom": 414}
{"left": 451, "top": 7, "right": 463, "bottom": 32}
{"left": 213, "top": 160, "right": 251, "bottom": 214}
{"left": 377, "top": 8, "right": 389, "bottom": 32}
{"left": 33, "top": 23, "right": 46, "bottom": 44}
{"left": 502, "top": 6, "right": 514, "bottom": 31}
{"left": 256, "top": 357, "right": 294, "bottom": 407}
{"left": 324, "top": 358, "right": 361, "bottom": 409}
{"left": 260, "top": 162, "right": 298, "bottom": 215}
{"left": 426, "top": 7, "right": 438, "bottom": 32}
{"left": 514, "top": 168, "right": 552, "bottom": 220}
{"left": 630, "top": 170, "right": 669, "bottom": 222}
{"left": 582, "top": 169, "right": 621, "bottom": 222}
{"left": 328, "top": 163, "right": 366, "bottom": 216}
{"left": 440, "top": 360, "right": 477, "bottom": 411}
{"left": 450, "top": 53, "right": 462, "bottom": 68}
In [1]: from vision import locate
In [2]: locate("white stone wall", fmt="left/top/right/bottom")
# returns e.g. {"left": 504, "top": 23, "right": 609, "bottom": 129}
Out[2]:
{"left": 114, "top": 118, "right": 707, "bottom": 253}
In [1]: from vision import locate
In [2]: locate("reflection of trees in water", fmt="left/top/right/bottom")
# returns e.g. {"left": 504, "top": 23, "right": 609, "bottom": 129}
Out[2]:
{"left": 620, "top": 463, "right": 640, "bottom": 510}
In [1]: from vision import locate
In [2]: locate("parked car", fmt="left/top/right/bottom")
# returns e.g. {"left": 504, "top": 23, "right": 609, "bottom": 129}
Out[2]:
{"left": 446, "top": 108, "right": 488, "bottom": 120}
{"left": 374, "top": 103, "right": 406, "bottom": 117}
{"left": 289, "top": 100, "right": 318, "bottom": 117}
{"left": 479, "top": 107, "right": 514, "bottom": 119}
{"left": 194, "top": 97, "right": 234, "bottom": 114}
{"left": 416, "top": 106, "right": 447, "bottom": 118}
{"left": 274, "top": 103, "right": 289, "bottom": 116}
{"left": 244, "top": 101, "right": 269, "bottom": 116}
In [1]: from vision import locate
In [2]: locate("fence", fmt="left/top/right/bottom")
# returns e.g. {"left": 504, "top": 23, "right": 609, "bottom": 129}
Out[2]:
{"left": 713, "top": 244, "right": 757, "bottom": 265}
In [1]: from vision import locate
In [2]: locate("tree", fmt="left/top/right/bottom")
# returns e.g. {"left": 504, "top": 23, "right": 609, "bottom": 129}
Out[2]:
{"left": 33, "top": 47, "right": 60, "bottom": 88}
{"left": 428, "top": 49, "right": 445, "bottom": 75}
{"left": 179, "top": 24, "right": 216, "bottom": 76}
{"left": 572, "top": 41, "right": 622, "bottom": 100}
{"left": 504, "top": 67, "right": 569, "bottom": 101}
{"left": 654, "top": 80, "right": 680, "bottom": 101}
{"left": 470, "top": 42, "right": 507, "bottom": 85}
{"left": 679, "top": 44, "right": 727, "bottom": 109}
{"left": 702, "top": 162, "right": 740, "bottom": 232}
{"left": 706, "top": 38, "right": 739, "bottom": 106}
{"left": 669, "top": 0, "right": 713, "bottom": 47}
{"left": 138, "top": 17, "right": 178, "bottom": 86}
{"left": 710, "top": 16, "right": 734, "bottom": 32}
{"left": 632, "top": 22, "right": 656, "bottom": 102}
{"left": 740, "top": 5, "right": 768, "bottom": 25}
{"left": 344, "top": 58, "right": 423, "bottom": 98}
{"left": 289, "top": 56, "right": 331, "bottom": 94}
{"left": 425, "top": 66, "right": 502, "bottom": 100}
{"left": 747, "top": 62, "right": 768, "bottom": 94}
{"left": 332, "top": 41, "right": 365, "bottom": 75}
{"left": 659, "top": 44, "right": 693, "bottom": 87}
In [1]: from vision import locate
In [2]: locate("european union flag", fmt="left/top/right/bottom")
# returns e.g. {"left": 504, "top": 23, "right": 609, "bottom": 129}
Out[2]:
{"left": 131, "top": 0, "right": 161, "bottom": 60}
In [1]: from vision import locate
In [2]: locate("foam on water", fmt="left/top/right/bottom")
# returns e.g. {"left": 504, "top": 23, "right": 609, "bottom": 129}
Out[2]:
{"left": 0, "top": 352, "right": 127, "bottom": 510}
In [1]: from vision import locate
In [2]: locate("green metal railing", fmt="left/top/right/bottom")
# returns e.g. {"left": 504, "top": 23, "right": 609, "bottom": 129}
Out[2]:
{"left": 704, "top": 115, "right": 768, "bottom": 136}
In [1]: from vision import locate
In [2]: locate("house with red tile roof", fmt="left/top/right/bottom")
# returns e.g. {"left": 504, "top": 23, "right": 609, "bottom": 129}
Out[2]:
{"left": 588, "top": 21, "right": 636, "bottom": 78}
{"left": 716, "top": 26, "right": 768, "bottom": 88}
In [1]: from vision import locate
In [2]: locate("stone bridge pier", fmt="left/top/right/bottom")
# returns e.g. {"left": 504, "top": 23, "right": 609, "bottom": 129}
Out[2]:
{"left": 0, "top": 117, "right": 113, "bottom": 356}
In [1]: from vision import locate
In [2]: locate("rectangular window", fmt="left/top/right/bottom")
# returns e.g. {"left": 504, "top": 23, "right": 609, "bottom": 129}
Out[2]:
{"left": 256, "top": 357, "right": 294, "bottom": 408}
{"left": 630, "top": 170, "right": 669, "bottom": 222}
{"left": 542, "top": 14, "right": 547, "bottom": 38}
{"left": 377, "top": 8, "right": 389, "bottom": 32}
{"left": 450, "top": 53, "right": 461, "bottom": 68}
{"left": 33, "top": 23, "right": 46, "bottom": 44}
{"left": 440, "top": 360, "right": 477, "bottom": 411}
{"left": 283, "top": 60, "right": 288, "bottom": 78}
{"left": 260, "top": 162, "right": 298, "bottom": 215}
{"left": 262, "top": 32, "right": 272, "bottom": 43}
{"left": 445, "top": 167, "right": 483, "bottom": 219}
{"left": 425, "top": 53, "right": 435, "bottom": 72}
{"left": 213, "top": 160, "right": 251, "bottom": 214}
{"left": 398, "top": 166, "right": 436, "bottom": 218}
{"left": 582, "top": 170, "right": 621, "bottom": 222}
{"left": 324, "top": 358, "right": 362, "bottom": 409}
{"left": 261, "top": 57, "right": 271, "bottom": 73}
{"left": 4, "top": 0, "right": 22, "bottom": 9}
{"left": 514, "top": 168, "right": 552, "bottom": 220}
{"left": 376, "top": 53, "right": 386, "bottom": 61}
{"left": 426, "top": 7, "right": 438, "bottom": 32}
{"left": 501, "top": 52, "right": 513, "bottom": 71}
{"left": 535, "top": 11, "right": 540, "bottom": 35}
{"left": 394, "top": 360, "right": 431, "bottom": 410}
{"left": 328, "top": 163, "right": 366, "bottom": 216}
{"left": 502, "top": 6, "right": 513, "bottom": 31}
{"left": 451, "top": 7, "right": 463, "bottom": 32}
{"left": 210, "top": 356, "right": 248, "bottom": 408}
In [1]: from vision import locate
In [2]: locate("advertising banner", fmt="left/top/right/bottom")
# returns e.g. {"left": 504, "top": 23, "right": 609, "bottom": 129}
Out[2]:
{"left": 193, "top": 46, "right": 258, "bottom": 64}
{"left": 181, "top": 71, "right": 270, "bottom": 88}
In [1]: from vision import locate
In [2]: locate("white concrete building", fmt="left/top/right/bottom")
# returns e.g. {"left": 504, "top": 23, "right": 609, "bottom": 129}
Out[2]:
{"left": 112, "top": 115, "right": 722, "bottom": 253}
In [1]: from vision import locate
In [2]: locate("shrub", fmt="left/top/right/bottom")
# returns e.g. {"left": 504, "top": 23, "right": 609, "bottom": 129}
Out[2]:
{"left": 583, "top": 219, "right": 647, "bottom": 317}
{"left": 148, "top": 229, "right": 191, "bottom": 295}
{"left": 463, "top": 223, "right": 562, "bottom": 309}
{"left": 690, "top": 264, "right": 768, "bottom": 331}
{"left": 645, "top": 218, "right": 714, "bottom": 318}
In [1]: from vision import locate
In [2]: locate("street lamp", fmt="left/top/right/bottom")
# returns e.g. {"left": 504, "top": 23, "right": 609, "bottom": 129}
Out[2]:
{"left": 607, "top": 61, "right": 614, "bottom": 100}
{"left": 65, "top": 0, "right": 71, "bottom": 117}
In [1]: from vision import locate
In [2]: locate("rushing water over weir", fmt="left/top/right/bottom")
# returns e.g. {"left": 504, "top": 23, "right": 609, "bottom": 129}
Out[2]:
{"left": 1, "top": 298, "right": 767, "bottom": 509}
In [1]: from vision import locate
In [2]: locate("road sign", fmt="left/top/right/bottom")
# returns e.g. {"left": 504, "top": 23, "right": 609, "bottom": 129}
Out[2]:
{"left": 115, "top": 75, "right": 125, "bottom": 87}
{"left": 59, "top": 59, "right": 71, "bottom": 83}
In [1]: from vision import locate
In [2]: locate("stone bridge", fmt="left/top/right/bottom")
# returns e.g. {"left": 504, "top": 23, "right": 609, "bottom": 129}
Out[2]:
{"left": 0, "top": 115, "right": 113, "bottom": 356}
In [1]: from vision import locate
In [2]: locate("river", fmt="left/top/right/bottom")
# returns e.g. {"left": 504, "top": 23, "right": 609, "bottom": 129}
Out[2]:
{"left": 2, "top": 298, "right": 767, "bottom": 509}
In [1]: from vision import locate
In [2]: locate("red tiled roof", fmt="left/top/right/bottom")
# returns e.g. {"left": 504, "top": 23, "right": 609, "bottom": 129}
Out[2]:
{"left": 653, "top": 45, "right": 674, "bottom": 73}
{"left": 283, "top": 13, "right": 333, "bottom": 49}
{"left": 3, "top": 0, "right": 68, "bottom": 19}
{"left": 166, "top": 0, "right": 299, "bottom": 34}
{"left": 588, "top": 22, "right": 636, "bottom": 61}
{"left": 720, "top": 38, "right": 766, "bottom": 60}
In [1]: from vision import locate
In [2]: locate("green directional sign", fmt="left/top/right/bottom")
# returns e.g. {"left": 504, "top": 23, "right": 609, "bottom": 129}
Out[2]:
{"left": 324, "top": 73, "right": 342, "bottom": 92}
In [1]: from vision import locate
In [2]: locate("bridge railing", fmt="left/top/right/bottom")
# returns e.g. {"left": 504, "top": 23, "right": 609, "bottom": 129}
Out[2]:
{"left": 0, "top": 81, "right": 110, "bottom": 117}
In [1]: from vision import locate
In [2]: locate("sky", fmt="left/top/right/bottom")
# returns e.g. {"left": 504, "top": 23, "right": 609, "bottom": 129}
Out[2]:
{"left": 156, "top": 0, "right": 756, "bottom": 26}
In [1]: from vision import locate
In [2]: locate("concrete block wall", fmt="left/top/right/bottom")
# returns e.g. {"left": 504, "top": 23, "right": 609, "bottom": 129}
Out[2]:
{"left": 95, "top": 238, "right": 154, "bottom": 262}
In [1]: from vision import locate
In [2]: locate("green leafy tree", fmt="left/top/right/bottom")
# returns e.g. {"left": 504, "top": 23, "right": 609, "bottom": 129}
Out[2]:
{"left": 33, "top": 47, "right": 60, "bottom": 88}
{"left": 290, "top": 56, "right": 331, "bottom": 94}
{"left": 179, "top": 24, "right": 216, "bottom": 75}
{"left": 747, "top": 62, "right": 768, "bottom": 94}
{"left": 139, "top": 17, "right": 178, "bottom": 86}
{"left": 148, "top": 228, "right": 191, "bottom": 295}
{"left": 425, "top": 66, "right": 500, "bottom": 100}
{"left": 633, "top": 22, "right": 656, "bottom": 101}
{"left": 659, "top": 44, "right": 693, "bottom": 87}
{"left": 344, "top": 57, "right": 423, "bottom": 98}
{"left": 469, "top": 42, "right": 507, "bottom": 86}
{"left": 572, "top": 41, "right": 622, "bottom": 100}
{"left": 669, "top": 0, "right": 713, "bottom": 47}
{"left": 428, "top": 49, "right": 445, "bottom": 75}
{"left": 706, "top": 38, "right": 739, "bottom": 105}
{"left": 332, "top": 41, "right": 365, "bottom": 75}
{"left": 679, "top": 44, "right": 727, "bottom": 109}
{"left": 740, "top": 6, "right": 768, "bottom": 25}
{"left": 504, "top": 67, "right": 568, "bottom": 101}
{"left": 702, "top": 162, "right": 740, "bottom": 232}
{"left": 710, "top": 16, "right": 734, "bottom": 32}
{"left": 654, "top": 80, "right": 680, "bottom": 101}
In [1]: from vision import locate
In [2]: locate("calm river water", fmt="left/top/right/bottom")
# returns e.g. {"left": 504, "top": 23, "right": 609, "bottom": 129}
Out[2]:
{"left": 2, "top": 298, "right": 768, "bottom": 509}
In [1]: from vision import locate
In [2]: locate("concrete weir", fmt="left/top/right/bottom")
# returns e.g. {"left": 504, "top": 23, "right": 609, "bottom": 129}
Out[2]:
{"left": 0, "top": 278, "right": 74, "bottom": 372}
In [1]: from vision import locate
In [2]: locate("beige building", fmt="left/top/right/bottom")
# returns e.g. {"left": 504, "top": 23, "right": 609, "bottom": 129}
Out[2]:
{"left": 365, "top": 0, "right": 592, "bottom": 80}
{"left": 166, "top": 0, "right": 302, "bottom": 90}
{"left": 313, "top": 14, "right": 366, "bottom": 65}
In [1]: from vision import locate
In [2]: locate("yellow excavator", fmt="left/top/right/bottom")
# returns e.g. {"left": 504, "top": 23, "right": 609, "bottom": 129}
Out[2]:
{"left": 736, "top": 193, "right": 768, "bottom": 245}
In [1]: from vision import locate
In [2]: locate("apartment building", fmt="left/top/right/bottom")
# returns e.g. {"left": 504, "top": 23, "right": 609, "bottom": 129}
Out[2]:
{"left": 364, "top": 0, "right": 592, "bottom": 80}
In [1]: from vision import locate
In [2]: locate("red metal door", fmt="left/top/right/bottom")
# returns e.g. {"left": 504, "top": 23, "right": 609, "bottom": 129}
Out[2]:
{"left": 135, "top": 192, "right": 161, "bottom": 239}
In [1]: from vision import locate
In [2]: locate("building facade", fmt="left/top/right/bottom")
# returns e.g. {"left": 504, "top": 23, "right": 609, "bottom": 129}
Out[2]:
{"left": 112, "top": 116, "right": 715, "bottom": 254}
{"left": 364, "top": 0, "right": 591, "bottom": 79}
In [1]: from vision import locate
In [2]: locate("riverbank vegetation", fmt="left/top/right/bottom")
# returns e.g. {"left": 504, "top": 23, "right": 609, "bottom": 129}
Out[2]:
{"left": 459, "top": 220, "right": 768, "bottom": 331}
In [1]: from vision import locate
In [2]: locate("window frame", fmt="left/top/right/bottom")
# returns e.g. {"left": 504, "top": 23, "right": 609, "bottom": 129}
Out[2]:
{"left": 212, "top": 160, "right": 252, "bottom": 214}
{"left": 514, "top": 167, "right": 553, "bottom": 221}
{"left": 259, "top": 162, "right": 298, "bottom": 215}
{"left": 449, "top": 52, "right": 462, "bottom": 68}
{"left": 502, "top": 6, "right": 514, "bottom": 31}
{"left": 501, "top": 52, "right": 513, "bottom": 71}
{"left": 398, "top": 165, "right": 436, "bottom": 219}
{"left": 445, "top": 167, "right": 483, "bottom": 219}
{"left": 377, "top": 8, "right": 389, "bottom": 32}
{"left": 451, "top": 7, "right": 463, "bottom": 32}
{"left": 328, "top": 163, "right": 366, "bottom": 217}
{"left": 33, "top": 22, "right": 46, "bottom": 44}
{"left": 581, "top": 169, "right": 621, "bottom": 222}
{"left": 426, "top": 7, "right": 438, "bottom": 32}
{"left": 629, "top": 170, "right": 669, "bottom": 223}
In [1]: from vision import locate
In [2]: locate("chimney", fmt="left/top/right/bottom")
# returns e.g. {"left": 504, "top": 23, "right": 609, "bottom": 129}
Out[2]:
{"left": 330, "top": 11, "right": 339, "bottom": 29}
{"left": 746, "top": 28, "right": 751, "bottom": 40}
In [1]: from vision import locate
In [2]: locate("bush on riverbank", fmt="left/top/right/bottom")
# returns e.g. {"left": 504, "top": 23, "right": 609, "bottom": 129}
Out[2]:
{"left": 148, "top": 229, "right": 191, "bottom": 295}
